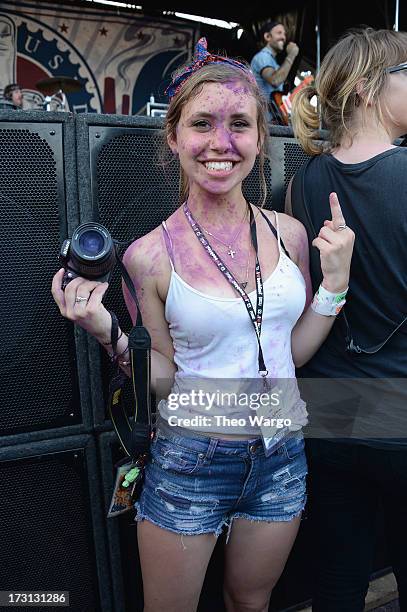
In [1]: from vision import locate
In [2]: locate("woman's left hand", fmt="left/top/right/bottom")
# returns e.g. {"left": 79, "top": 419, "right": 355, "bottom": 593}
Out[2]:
{"left": 312, "top": 192, "right": 355, "bottom": 293}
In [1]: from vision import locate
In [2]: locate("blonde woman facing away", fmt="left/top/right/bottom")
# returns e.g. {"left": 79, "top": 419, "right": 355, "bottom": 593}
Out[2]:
{"left": 288, "top": 28, "right": 407, "bottom": 612}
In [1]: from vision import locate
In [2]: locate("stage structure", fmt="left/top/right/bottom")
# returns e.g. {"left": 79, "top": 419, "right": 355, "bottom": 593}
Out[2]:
{"left": 0, "top": 1, "right": 196, "bottom": 115}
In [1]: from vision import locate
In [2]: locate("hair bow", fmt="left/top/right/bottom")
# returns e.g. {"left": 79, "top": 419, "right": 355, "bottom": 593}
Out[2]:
{"left": 165, "top": 37, "right": 254, "bottom": 101}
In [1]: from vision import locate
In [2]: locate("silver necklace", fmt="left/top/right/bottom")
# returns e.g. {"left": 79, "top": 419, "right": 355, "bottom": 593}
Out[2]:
{"left": 199, "top": 204, "right": 248, "bottom": 258}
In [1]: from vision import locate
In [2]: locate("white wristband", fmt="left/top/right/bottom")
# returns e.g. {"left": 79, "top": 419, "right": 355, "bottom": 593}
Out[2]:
{"left": 311, "top": 284, "right": 348, "bottom": 316}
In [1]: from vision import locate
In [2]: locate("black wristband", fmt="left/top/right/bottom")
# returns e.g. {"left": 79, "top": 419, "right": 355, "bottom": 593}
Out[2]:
{"left": 109, "top": 311, "right": 119, "bottom": 355}
{"left": 102, "top": 329, "right": 123, "bottom": 345}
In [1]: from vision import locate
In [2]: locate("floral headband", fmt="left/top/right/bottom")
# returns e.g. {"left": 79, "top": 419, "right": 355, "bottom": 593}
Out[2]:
{"left": 165, "top": 37, "right": 256, "bottom": 101}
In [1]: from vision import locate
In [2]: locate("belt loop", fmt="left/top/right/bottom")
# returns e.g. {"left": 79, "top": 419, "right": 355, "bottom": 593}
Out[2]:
{"left": 206, "top": 438, "right": 218, "bottom": 460}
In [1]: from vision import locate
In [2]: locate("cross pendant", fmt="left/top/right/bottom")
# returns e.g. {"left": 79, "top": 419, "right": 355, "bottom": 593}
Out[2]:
{"left": 227, "top": 247, "right": 236, "bottom": 258}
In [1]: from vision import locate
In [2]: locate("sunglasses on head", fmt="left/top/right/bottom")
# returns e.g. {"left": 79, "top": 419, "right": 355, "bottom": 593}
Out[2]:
{"left": 387, "top": 62, "right": 407, "bottom": 74}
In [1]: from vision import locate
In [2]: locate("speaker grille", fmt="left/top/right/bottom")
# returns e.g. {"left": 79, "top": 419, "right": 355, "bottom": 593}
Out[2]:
{"left": 97, "top": 131, "right": 179, "bottom": 242}
{"left": 243, "top": 155, "right": 273, "bottom": 210}
{"left": 0, "top": 125, "right": 81, "bottom": 434}
{"left": 284, "top": 142, "right": 311, "bottom": 191}
{"left": 0, "top": 448, "right": 100, "bottom": 611}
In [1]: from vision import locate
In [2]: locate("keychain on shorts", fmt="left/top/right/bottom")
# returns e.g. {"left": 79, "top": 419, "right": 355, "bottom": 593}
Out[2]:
{"left": 107, "top": 456, "right": 146, "bottom": 518}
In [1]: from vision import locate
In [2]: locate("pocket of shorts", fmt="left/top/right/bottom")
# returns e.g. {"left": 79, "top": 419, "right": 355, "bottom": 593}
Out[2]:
{"left": 151, "top": 436, "right": 204, "bottom": 475}
{"left": 282, "top": 435, "right": 305, "bottom": 461}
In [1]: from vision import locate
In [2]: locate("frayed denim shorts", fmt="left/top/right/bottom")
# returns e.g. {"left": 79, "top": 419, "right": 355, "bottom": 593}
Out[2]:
{"left": 134, "top": 419, "right": 307, "bottom": 537}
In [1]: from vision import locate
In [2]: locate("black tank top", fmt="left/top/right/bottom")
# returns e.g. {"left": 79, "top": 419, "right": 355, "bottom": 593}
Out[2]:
{"left": 292, "top": 148, "right": 407, "bottom": 447}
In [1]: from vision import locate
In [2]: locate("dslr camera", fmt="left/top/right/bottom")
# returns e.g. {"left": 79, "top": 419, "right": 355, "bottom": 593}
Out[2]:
{"left": 59, "top": 222, "right": 116, "bottom": 289}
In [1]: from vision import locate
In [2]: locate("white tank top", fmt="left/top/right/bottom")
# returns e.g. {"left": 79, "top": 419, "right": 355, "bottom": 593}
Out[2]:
{"left": 159, "top": 211, "right": 308, "bottom": 435}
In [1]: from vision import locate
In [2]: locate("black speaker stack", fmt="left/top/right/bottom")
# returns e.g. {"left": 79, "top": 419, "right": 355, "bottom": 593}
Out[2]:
{"left": 0, "top": 110, "right": 388, "bottom": 612}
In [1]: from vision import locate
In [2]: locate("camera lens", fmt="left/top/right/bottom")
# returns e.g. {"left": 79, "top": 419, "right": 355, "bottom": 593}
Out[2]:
{"left": 79, "top": 230, "right": 105, "bottom": 257}
{"left": 69, "top": 222, "right": 116, "bottom": 280}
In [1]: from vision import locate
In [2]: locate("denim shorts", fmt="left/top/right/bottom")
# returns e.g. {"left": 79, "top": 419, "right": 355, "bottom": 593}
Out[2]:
{"left": 134, "top": 420, "right": 308, "bottom": 537}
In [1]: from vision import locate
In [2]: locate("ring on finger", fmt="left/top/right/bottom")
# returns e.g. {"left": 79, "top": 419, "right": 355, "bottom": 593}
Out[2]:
{"left": 336, "top": 224, "right": 347, "bottom": 231}
{"left": 75, "top": 295, "right": 88, "bottom": 304}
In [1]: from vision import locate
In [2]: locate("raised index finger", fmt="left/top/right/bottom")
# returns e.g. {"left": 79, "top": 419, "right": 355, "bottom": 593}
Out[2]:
{"left": 329, "top": 192, "right": 346, "bottom": 230}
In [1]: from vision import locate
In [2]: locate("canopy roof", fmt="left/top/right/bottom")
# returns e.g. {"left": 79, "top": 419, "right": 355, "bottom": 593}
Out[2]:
{"left": 30, "top": 1, "right": 407, "bottom": 70}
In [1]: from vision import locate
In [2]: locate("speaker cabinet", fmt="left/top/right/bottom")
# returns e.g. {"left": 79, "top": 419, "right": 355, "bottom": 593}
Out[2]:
{"left": 0, "top": 111, "right": 92, "bottom": 439}
{"left": 0, "top": 434, "right": 113, "bottom": 611}
{"left": 269, "top": 125, "right": 312, "bottom": 212}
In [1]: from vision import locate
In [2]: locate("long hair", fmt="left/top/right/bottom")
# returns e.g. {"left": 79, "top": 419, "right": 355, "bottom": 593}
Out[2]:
{"left": 291, "top": 28, "right": 407, "bottom": 155}
{"left": 164, "top": 62, "right": 270, "bottom": 205}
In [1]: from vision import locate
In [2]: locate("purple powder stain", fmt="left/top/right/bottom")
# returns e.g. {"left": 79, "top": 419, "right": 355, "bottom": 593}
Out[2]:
{"left": 224, "top": 79, "right": 251, "bottom": 95}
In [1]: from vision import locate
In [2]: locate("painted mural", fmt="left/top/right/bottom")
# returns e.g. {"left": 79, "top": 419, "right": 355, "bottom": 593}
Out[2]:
{"left": 0, "top": 1, "right": 196, "bottom": 113}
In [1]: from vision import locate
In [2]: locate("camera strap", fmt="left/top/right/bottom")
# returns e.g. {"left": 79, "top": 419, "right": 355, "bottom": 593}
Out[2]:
{"left": 107, "top": 250, "right": 152, "bottom": 460}
{"left": 292, "top": 159, "right": 407, "bottom": 354}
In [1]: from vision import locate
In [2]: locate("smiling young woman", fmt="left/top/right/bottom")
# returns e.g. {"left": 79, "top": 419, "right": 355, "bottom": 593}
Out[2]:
{"left": 52, "top": 38, "right": 354, "bottom": 612}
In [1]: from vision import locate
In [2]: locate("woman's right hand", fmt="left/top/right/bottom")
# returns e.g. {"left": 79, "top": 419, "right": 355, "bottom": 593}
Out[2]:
{"left": 51, "top": 268, "right": 112, "bottom": 343}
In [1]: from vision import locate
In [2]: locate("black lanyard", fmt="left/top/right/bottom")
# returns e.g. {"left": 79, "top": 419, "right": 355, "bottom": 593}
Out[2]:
{"left": 183, "top": 202, "right": 269, "bottom": 382}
